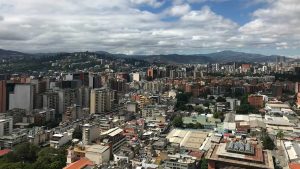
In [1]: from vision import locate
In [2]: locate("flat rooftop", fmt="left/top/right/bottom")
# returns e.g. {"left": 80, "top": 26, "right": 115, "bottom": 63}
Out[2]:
{"left": 207, "top": 144, "right": 274, "bottom": 169}
{"left": 86, "top": 144, "right": 110, "bottom": 153}
{"left": 166, "top": 129, "right": 209, "bottom": 150}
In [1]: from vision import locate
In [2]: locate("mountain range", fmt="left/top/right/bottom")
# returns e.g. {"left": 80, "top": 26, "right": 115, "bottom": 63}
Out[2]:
{"left": 0, "top": 48, "right": 287, "bottom": 64}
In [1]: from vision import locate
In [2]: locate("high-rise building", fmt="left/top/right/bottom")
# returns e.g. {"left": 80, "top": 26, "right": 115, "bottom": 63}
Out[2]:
{"left": 147, "top": 67, "right": 157, "bottom": 80}
{"left": 297, "top": 93, "right": 300, "bottom": 109}
{"left": 58, "top": 89, "right": 78, "bottom": 114}
{"left": 109, "top": 79, "right": 126, "bottom": 92}
{"left": 0, "top": 117, "right": 13, "bottom": 137}
{"left": 248, "top": 94, "right": 264, "bottom": 109}
{"left": 132, "top": 73, "right": 140, "bottom": 82}
{"left": 272, "top": 84, "right": 283, "bottom": 98}
{"left": 9, "top": 84, "right": 34, "bottom": 112}
{"left": 31, "top": 79, "right": 48, "bottom": 109}
{"left": 90, "top": 88, "right": 115, "bottom": 114}
{"left": 89, "top": 73, "right": 102, "bottom": 88}
{"left": 82, "top": 123, "right": 101, "bottom": 145}
{"left": 73, "top": 72, "right": 89, "bottom": 86}
{"left": 78, "top": 87, "right": 90, "bottom": 108}
{"left": 295, "top": 82, "right": 300, "bottom": 94}
{"left": 116, "top": 72, "right": 129, "bottom": 82}
{"left": 0, "top": 81, "right": 6, "bottom": 113}
{"left": 63, "top": 104, "right": 82, "bottom": 122}
{"left": 43, "top": 91, "right": 59, "bottom": 113}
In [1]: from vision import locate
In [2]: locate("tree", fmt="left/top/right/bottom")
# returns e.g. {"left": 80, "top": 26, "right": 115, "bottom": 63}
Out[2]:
{"left": 205, "top": 109, "right": 212, "bottom": 114}
{"left": 175, "top": 92, "right": 192, "bottom": 111}
{"left": 276, "top": 130, "right": 284, "bottom": 140}
{"left": 72, "top": 126, "right": 82, "bottom": 140}
{"left": 200, "top": 159, "right": 208, "bottom": 169}
{"left": 33, "top": 147, "right": 66, "bottom": 169}
{"left": 187, "top": 105, "right": 194, "bottom": 112}
{"left": 172, "top": 116, "right": 183, "bottom": 128}
{"left": 203, "top": 102, "right": 210, "bottom": 108}
{"left": 262, "top": 134, "right": 275, "bottom": 150}
{"left": 213, "top": 112, "right": 224, "bottom": 121}
{"left": 14, "top": 142, "right": 40, "bottom": 162}
{"left": 216, "top": 96, "right": 226, "bottom": 102}
{"left": 194, "top": 122, "right": 204, "bottom": 129}
{"left": 194, "top": 107, "right": 204, "bottom": 113}
{"left": 186, "top": 123, "right": 195, "bottom": 129}
{"left": 241, "top": 94, "right": 249, "bottom": 104}
{"left": 0, "top": 143, "right": 66, "bottom": 169}
{"left": 208, "top": 96, "right": 215, "bottom": 100}
{"left": 236, "top": 104, "right": 255, "bottom": 114}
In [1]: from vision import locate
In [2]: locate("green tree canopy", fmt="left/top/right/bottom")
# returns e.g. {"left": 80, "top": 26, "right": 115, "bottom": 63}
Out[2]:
{"left": 200, "top": 159, "right": 208, "bottom": 169}
{"left": 172, "top": 116, "right": 183, "bottom": 128}
{"left": 262, "top": 134, "right": 275, "bottom": 150}
{"left": 72, "top": 126, "right": 82, "bottom": 140}
{"left": 276, "top": 130, "right": 284, "bottom": 140}
{"left": 216, "top": 96, "right": 226, "bottom": 102}
{"left": 194, "top": 107, "right": 204, "bottom": 113}
{"left": 0, "top": 143, "right": 66, "bottom": 169}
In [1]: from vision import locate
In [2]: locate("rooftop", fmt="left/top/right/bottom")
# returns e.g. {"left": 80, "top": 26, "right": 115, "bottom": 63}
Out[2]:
{"left": 284, "top": 141, "right": 300, "bottom": 162}
{"left": 86, "top": 144, "right": 110, "bottom": 154}
{"left": 207, "top": 144, "right": 274, "bottom": 169}
{"left": 166, "top": 129, "right": 208, "bottom": 151}
{"left": 63, "top": 158, "right": 94, "bottom": 169}
{"left": 101, "top": 127, "right": 123, "bottom": 137}
{"left": 0, "top": 149, "right": 11, "bottom": 156}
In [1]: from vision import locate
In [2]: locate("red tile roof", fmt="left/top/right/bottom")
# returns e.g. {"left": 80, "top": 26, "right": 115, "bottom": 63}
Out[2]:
{"left": 0, "top": 149, "right": 11, "bottom": 156}
{"left": 63, "top": 158, "right": 94, "bottom": 169}
{"left": 289, "top": 163, "right": 300, "bottom": 169}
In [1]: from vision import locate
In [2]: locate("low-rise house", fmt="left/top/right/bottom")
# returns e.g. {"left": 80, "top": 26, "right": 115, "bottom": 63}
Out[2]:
{"left": 164, "top": 153, "right": 198, "bottom": 169}
{"left": 50, "top": 132, "right": 72, "bottom": 148}
{"left": 85, "top": 144, "right": 110, "bottom": 165}
{"left": 183, "top": 114, "right": 221, "bottom": 129}
{"left": 0, "top": 128, "right": 28, "bottom": 149}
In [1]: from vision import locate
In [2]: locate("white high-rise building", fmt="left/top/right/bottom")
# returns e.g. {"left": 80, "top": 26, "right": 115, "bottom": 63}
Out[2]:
{"left": 9, "top": 84, "right": 34, "bottom": 112}
{"left": 82, "top": 123, "right": 101, "bottom": 145}
{"left": 90, "top": 88, "right": 115, "bottom": 114}
{"left": 132, "top": 73, "right": 140, "bottom": 82}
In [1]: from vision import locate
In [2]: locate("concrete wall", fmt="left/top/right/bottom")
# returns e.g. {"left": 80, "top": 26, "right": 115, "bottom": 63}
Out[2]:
{"left": 9, "top": 84, "right": 33, "bottom": 112}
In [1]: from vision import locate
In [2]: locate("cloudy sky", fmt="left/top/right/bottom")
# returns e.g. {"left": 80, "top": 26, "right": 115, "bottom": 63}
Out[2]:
{"left": 0, "top": 0, "right": 299, "bottom": 56}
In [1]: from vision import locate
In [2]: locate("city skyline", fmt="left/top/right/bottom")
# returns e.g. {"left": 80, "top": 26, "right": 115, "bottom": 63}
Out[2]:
{"left": 0, "top": 0, "right": 299, "bottom": 56}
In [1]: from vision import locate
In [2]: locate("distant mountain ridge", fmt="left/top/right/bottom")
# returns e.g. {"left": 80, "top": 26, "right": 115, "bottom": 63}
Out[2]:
{"left": 0, "top": 49, "right": 29, "bottom": 60}
{"left": 129, "top": 50, "right": 282, "bottom": 64}
{"left": 0, "top": 48, "right": 286, "bottom": 64}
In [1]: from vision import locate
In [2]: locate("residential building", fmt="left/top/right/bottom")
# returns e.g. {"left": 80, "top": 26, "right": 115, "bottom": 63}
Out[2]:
{"left": 100, "top": 127, "right": 126, "bottom": 153}
{"left": 0, "top": 81, "right": 6, "bottom": 113}
{"left": 207, "top": 142, "right": 274, "bottom": 169}
{"left": 85, "top": 144, "right": 110, "bottom": 165}
{"left": 90, "top": 88, "right": 115, "bottom": 114}
{"left": 9, "top": 84, "right": 34, "bottom": 112}
{"left": 82, "top": 123, "right": 101, "bottom": 145}
{"left": 164, "top": 154, "right": 197, "bottom": 169}
{"left": 248, "top": 94, "right": 264, "bottom": 109}
{"left": 50, "top": 132, "right": 73, "bottom": 148}
{"left": 0, "top": 117, "right": 13, "bottom": 137}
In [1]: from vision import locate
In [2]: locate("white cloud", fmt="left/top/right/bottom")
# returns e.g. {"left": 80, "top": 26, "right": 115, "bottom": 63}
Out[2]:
{"left": 0, "top": 0, "right": 298, "bottom": 55}
{"left": 166, "top": 4, "right": 191, "bottom": 16}
{"left": 239, "top": 0, "right": 300, "bottom": 50}
{"left": 130, "top": 0, "right": 164, "bottom": 7}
